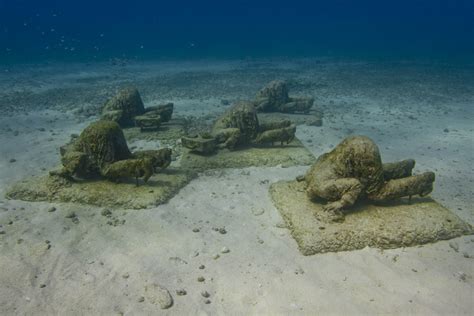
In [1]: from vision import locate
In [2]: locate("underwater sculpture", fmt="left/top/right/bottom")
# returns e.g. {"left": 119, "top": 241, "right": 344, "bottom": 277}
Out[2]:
{"left": 101, "top": 87, "right": 145, "bottom": 126}
{"left": 253, "top": 80, "right": 314, "bottom": 113}
{"left": 134, "top": 103, "right": 174, "bottom": 131}
{"left": 101, "top": 87, "right": 173, "bottom": 130}
{"left": 304, "top": 136, "right": 435, "bottom": 221}
{"left": 52, "top": 120, "right": 172, "bottom": 185}
{"left": 182, "top": 101, "right": 297, "bottom": 153}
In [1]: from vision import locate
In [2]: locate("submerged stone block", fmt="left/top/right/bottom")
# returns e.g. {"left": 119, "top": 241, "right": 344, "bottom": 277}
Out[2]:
{"left": 180, "top": 137, "right": 316, "bottom": 170}
{"left": 6, "top": 168, "right": 196, "bottom": 209}
{"left": 270, "top": 180, "right": 473, "bottom": 255}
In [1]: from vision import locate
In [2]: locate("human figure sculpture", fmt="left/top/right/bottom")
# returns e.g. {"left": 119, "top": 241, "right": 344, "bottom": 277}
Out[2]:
{"left": 182, "top": 101, "right": 296, "bottom": 154}
{"left": 101, "top": 87, "right": 173, "bottom": 130}
{"left": 304, "top": 136, "right": 435, "bottom": 221}
{"left": 52, "top": 120, "right": 171, "bottom": 185}
{"left": 253, "top": 80, "right": 314, "bottom": 113}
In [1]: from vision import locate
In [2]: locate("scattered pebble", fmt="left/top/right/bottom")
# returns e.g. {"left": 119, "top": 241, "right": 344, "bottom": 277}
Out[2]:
{"left": 251, "top": 207, "right": 265, "bottom": 216}
{"left": 144, "top": 283, "right": 173, "bottom": 309}
{"left": 204, "top": 299, "right": 211, "bottom": 304}
{"left": 172, "top": 286, "right": 186, "bottom": 296}
{"left": 40, "top": 284, "right": 46, "bottom": 288}
{"left": 457, "top": 271, "right": 468, "bottom": 282}
{"left": 199, "top": 265, "right": 205, "bottom": 270}
{"left": 9, "top": 158, "right": 16, "bottom": 163}
{"left": 212, "top": 254, "right": 220, "bottom": 260}
{"left": 295, "top": 268, "right": 305, "bottom": 275}
{"left": 0, "top": 230, "right": 5, "bottom": 235}
{"left": 47, "top": 206, "right": 56, "bottom": 212}
{"left": 65, "top": 211, "right": 76, "bottom": 218}
{"left": 197, "top": 276, "right": 205, "bottom": 282}
{"left": 169, "top": 257, "right": 188, "bottom": 265}
{"left": 106, "top": 218, "right": 125, "bottom": 226}
{"left": 137, "top": 296, "right": 145, "bottom": 303}
{"left": 122, "top": 273, "right": 130, "bottom": 279}
{"left": 101, "top": 209, "right": 112, "bottom": 217}
{"left": 221, "top": 247, "right": 230, "bottom": 254}
{"left": 201, "top": 291, "right": 210, "bottom": 298}
{"left": 192, "top": 228, "right": 200, "bottom": 233}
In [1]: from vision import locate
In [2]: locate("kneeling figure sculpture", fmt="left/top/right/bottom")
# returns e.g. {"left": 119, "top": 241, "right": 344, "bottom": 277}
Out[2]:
{"left": 182, "top": 101, "right": 296, "bottom": 153}
{"left": 304, "top": 136, "right": 435, "bottom": 221}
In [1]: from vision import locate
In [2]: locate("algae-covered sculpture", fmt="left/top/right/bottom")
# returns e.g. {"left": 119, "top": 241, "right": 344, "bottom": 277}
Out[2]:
{"left": 53, "top": 120, "right": 172, "bottom": 185}
{"left": 7, "top": 121, "right": 190, "bottom": 208}
{"left": 102, "top": 87, "right": 146, "bottom": 127}
{"left": 304, "top": 135, "right": 435, "bottom": 221}
{"left": 269, "top": 135, "right": 471, "bottom": 254}
{"left": 134, "top": 103, "right": 174, "bottom": 131}
{"left": 101, "top": 87, "right": 174, "bottom": 130}
{"left": 253, "top": 80, "right": 314, "bottom": 113}
{"left": 181, "top": 101, "right": 296, "bottom": 153}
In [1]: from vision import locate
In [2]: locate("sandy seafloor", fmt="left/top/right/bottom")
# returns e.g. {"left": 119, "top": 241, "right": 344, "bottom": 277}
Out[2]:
{"left": 0, "top": 58, "right": 473, "bottom": 315}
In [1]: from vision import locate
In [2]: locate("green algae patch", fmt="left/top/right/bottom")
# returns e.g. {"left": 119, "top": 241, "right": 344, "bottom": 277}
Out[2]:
{"left": 6, "top": 168, "right": 196, "bottom": 209}
{"left": 180, "top": 137, "right": 316, "bottom": 171}
{"left": 270, "top": 180, "right": 473, "bottom": 255}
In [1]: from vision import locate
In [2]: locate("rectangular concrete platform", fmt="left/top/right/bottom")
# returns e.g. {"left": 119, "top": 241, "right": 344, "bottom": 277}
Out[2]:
{"left": 180, "top": 138, "right": 316, "bottom": 170}
{"left": 6, "top": 168, "right": 195, "bottom": 209}
{"left": 270, "top": 180, "right": 473, "bottom": 255}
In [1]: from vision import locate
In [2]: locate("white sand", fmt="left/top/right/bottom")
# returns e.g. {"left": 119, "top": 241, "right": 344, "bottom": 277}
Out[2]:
{"left": 0, "top": 59, "right": 473, "bottom": 315}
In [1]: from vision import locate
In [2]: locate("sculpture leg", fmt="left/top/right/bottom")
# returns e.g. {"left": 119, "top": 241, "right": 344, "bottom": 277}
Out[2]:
{"left": 382, "top": 159, "right": 415, "bottom": 180}
{"left": 143, "top": 166, "right": 153, "bottom": 183}
{"left": 258, "top": 120, "right": 291, "bottom": 132}
{"left": 214, "top": 128, "right": 241, "bottom": 149}
{"left": 253, "top": 125, "right": 296, "bottom": 146}
{"left": 369, "top": 172, "right": 435, "bottom": 201}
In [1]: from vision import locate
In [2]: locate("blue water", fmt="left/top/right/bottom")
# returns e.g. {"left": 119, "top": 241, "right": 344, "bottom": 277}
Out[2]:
{"left": 1, "top": 0, "right": 473, "bottom": 63}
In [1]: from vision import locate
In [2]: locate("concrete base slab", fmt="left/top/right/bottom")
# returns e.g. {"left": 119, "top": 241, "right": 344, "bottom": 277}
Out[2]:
{"left": 270, "top": 180, "right": 473, "bottom": 255}
{"left": 6, "top": 168, "right": 195, "bottom": 209}
{"left": 180, "top": 138, "right": 316, "bottom": 170}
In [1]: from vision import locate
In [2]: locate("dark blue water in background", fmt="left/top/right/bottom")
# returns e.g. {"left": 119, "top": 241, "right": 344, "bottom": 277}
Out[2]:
{"left": 1, "top": 0, "right": 473, "bottom": 63}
